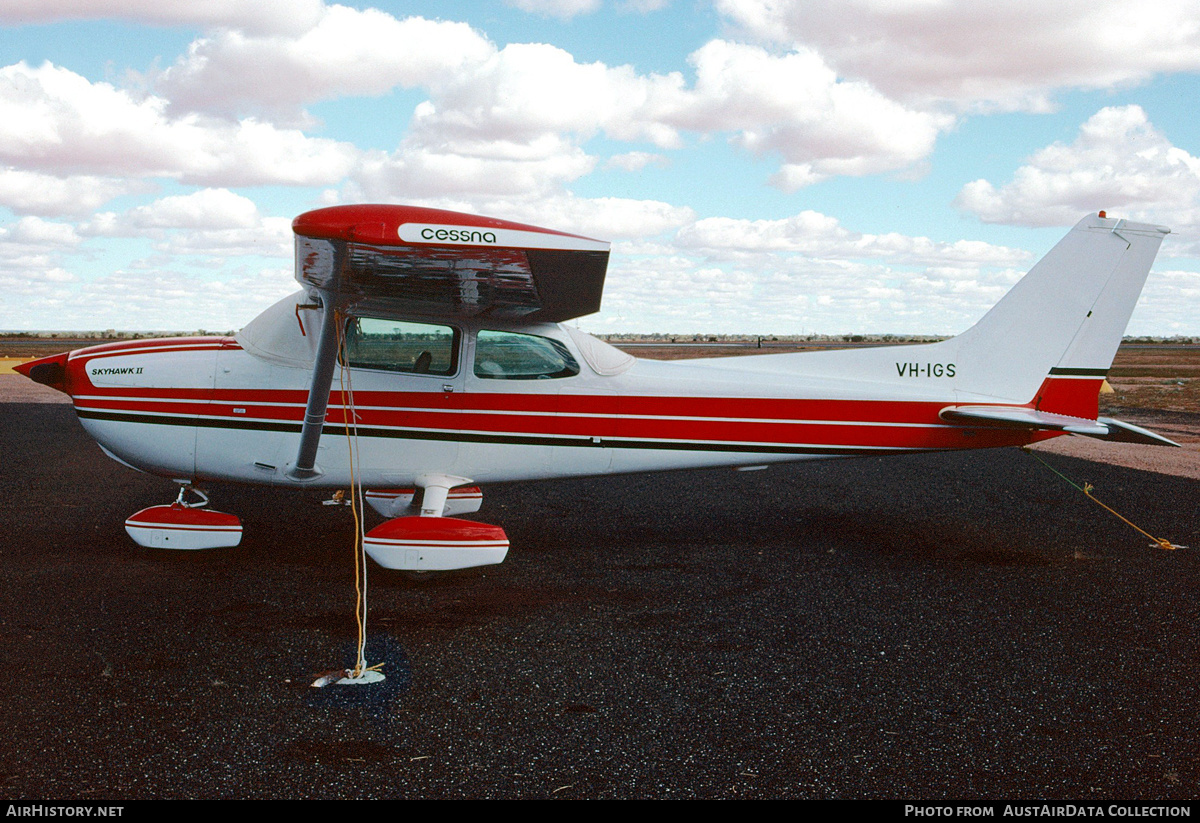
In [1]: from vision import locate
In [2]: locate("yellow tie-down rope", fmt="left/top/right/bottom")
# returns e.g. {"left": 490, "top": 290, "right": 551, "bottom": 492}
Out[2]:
{"left": 334, "top": 314, "right": 384, "bottom": 682}
{"left": 1023, "top": 446, "right": 1186, "bottom": 551}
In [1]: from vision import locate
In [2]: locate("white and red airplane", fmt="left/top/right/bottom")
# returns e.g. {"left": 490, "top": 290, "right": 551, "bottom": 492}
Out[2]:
{"left": 16, "top": 205, "right": 1178, "bottom": 571}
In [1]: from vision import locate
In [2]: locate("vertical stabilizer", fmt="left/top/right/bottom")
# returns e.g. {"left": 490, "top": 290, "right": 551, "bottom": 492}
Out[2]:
{"left": 946, "top": 214, "right": 1169, "bottom": 414}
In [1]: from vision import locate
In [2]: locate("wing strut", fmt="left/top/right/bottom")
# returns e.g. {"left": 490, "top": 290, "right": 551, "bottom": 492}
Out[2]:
{"left": 288, "top": 290, "right": 341, "bottom": 480}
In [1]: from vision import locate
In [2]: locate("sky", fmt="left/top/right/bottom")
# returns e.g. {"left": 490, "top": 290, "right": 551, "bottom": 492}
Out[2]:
{"left": 2, "top": 0, "right": 1200, "bottom": 336}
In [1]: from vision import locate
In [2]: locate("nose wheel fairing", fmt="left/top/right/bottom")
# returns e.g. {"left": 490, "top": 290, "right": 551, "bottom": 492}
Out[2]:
{"left": 124, "top": 487, "right": 243, "bottom": 550}
{"left": 361, "top": 475, "right": 508, "bottom": 571}
{"left": 362, "top": 516, "right": 509, "bottom": 571}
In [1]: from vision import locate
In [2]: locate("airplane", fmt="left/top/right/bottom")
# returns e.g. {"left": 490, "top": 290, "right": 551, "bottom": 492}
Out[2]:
{"left": 15, "top": 205, "right": 1179, "bottom": 573}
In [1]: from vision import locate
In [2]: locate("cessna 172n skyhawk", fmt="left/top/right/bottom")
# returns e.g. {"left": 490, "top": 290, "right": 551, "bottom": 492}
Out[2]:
{"left": 15, "top": 205, "right": 1178, "bottom": 571}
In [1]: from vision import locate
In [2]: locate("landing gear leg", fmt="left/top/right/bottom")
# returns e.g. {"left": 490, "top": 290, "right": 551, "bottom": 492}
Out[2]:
{"left": 173, "top": 483, "right": 210, "bottom": 509}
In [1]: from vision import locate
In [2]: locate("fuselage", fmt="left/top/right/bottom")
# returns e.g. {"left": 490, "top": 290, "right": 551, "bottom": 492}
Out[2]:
{"left": 20, "top": 210, "right": 1164, "bottom": 495}
{"left": 43, "top": 297, "right": 1051, "bottom": 489}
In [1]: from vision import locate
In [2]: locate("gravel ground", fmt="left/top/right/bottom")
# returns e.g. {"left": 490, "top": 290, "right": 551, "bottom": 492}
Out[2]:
{"left": 1, "top": 397, "right": 1198, "bottom": 800}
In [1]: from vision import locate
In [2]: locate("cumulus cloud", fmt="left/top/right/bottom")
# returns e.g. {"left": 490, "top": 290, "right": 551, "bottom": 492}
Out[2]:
{"left": 0, "top": 218, "right": 296, "bottom": 329}
{"left": 954, "top": 105, "right": 1200, "bottom": 231}
{"left": 0, "top": 0, "right": 324, "bottom": 36}
{"left": 668, "top": 41, "right": 950, "bottom": 187}
{"left": 352, "top": 38, "right": 948, "bottom": 195}
{"left": 80, "top": 189, "right": 294, "bottom": 258}
{"left": 405, "top": 42, "right": 685, "bottom": 148}
{"left": 676, "top": 210, "right": 1030, "bottom": 267}
{"left": 155, "top": 8, "right": 494, "bottom": 119}
{"left": 143, "top": 9, "right": 949, "bottom": 193}
{"left": 332, "top": 39, "right": 680, "bottom": 200}
{"left": 0, "top": 215, "right": 81, "bottom": 250}
{"left": 21, "top": 7, "right": 946, "bottom": 200}
{"left": 149, "top": 220, "right": 293, "bottom": 260}
{"left": 716, "top": 0, "right": 1200, "bottom": 111}
{"left": 153, "top": 12, "right": 678, "bottom": 146}
{"left": 122, "top": 188, "right": 261, "bottom": 229}
{"left": 353, "top": 135, "right": 597, "bottom": 200}
{"left": 0, "top": 169, "right": 149, "bottom": 216}
{"left": 0, "top": 62, "right": 360, "bottom": 187}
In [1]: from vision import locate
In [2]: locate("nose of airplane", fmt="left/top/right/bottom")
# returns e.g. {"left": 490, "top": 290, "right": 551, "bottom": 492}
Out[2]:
{"left": 13, "top": 352, "right": 72, "bottom": 396}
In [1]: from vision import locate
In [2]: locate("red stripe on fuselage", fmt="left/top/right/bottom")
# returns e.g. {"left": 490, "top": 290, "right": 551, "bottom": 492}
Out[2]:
{"left": 76, "top": 386, "right": 946, "bottom": 420}
{"left": 75, "top": 386, "right": 1045, "bottom": 451}
{"left": 68, "top": 337, "right": 235, "bottom": 361}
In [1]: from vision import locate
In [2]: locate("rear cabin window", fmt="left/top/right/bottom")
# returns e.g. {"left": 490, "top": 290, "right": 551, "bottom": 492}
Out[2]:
{"left": 473, "top": 330, "right": 580, "bottom": 380}
{"left": 343, "top": 317, "right": 458, "bottom": 376}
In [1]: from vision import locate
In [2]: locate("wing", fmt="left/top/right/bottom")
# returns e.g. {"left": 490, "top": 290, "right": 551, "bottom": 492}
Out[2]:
{"left": 292, "top": 204, "right": 610, "bottom": 322}
{"left": 286, "top": 204, "right": 610, "bottom": 480}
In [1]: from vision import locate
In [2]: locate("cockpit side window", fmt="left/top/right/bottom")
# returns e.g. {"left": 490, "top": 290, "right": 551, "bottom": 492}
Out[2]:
{"left": 473, "top": 330, "right": 580, "bottom": 380}
{"left": 343, "top": 317, "right": 458, "bottom": 376}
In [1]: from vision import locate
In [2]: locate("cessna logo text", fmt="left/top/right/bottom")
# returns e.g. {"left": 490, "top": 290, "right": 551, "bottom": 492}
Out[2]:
{"left": 419, "top": 227, "right": 497, "bottom": 244}
{"left": 896, "top": 362, "right": 955, "bottom": 378}
{"left": 90, "top": 366, "right": 143, "bottom": 376}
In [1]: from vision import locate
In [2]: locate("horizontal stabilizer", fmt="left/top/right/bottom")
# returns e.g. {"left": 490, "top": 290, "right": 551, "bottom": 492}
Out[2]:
{"left": 940, "top": 406, "right": 1180, "bottom": 447}
{"left": 1093, "top": 417, "right": 1181, "bottom": 447}
{"left": 940, "top": 405, "right": 1109, "bottom": 435}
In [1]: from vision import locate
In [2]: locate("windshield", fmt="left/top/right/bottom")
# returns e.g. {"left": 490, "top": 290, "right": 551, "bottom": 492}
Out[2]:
{"left": 473, "top": 329, "right": 580, "bottom": 380}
